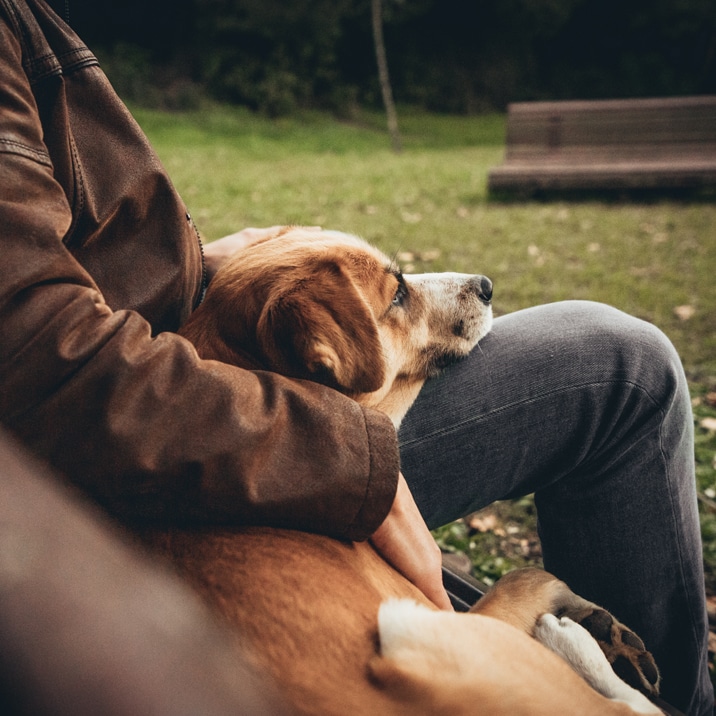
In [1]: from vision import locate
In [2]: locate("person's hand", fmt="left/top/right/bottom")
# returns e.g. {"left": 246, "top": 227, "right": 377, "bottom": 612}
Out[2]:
{"left": 202, "top": 226, "right": 285, "bottom": 281}
{"left": 370, "top": 473, "right": 453, "bottom": 610}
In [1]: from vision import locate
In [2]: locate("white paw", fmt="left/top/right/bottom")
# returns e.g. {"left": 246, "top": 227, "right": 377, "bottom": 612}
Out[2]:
{"left": 535, "top": 615, "right": 660, "bottom": 714}
{"left": 535, "top": 613, "right": 608, "bottom": 671}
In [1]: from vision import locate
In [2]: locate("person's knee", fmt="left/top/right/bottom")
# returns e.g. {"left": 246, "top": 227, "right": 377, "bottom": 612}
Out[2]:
{"left": 558, "top": 301, "right": 686, "bottom": 403}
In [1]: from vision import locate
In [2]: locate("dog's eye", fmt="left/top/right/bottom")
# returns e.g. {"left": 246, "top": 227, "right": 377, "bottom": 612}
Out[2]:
{"left": 391, "top": 275, "right": 408, "bottom": 307}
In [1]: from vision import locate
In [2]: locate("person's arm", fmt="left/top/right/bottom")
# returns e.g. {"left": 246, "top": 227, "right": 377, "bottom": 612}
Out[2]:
{"left": 1, "top": 5, "right": 449, "bottom": 610}
{"left": 0, "top": 16, "right": 398, "bottom": 541}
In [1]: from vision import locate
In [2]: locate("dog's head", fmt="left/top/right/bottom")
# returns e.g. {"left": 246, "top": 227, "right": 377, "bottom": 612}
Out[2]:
{"left": 181, "top": 227, "right": 492, "bottom": 425}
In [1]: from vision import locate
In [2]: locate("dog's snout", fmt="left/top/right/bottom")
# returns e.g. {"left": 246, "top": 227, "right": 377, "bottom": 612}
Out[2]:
{"left": 468, "top": 275, "right": 493, "bottom": 305}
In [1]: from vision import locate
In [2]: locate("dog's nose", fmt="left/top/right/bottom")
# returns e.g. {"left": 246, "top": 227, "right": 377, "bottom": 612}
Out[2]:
{"left": 468, "top": 275, "right": 493, "bottom": 305}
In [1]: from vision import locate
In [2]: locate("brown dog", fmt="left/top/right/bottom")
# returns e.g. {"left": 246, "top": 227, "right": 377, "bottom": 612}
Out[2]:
{"left": 150, "top": 227, "right": 661, "bottom": 715}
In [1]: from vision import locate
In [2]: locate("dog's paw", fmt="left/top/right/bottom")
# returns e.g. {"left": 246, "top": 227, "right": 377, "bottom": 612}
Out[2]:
{"left": 535, "top": 615, "right": 661, "bottom": 714}
{"left": 535, "top": 614, "right": 612, "bottom": 681}
{"left": 563, "top": 606, "right": 660, "bottom": 697}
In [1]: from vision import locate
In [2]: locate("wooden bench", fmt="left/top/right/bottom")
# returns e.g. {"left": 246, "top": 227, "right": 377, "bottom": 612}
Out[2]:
{"left": 487, "top": 96, "right": 716, "bottom": 196}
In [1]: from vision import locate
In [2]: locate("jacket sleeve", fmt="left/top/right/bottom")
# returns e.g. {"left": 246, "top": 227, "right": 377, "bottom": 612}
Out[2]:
{"left": 0, "top": 16, "right": 399, "bottom": 541}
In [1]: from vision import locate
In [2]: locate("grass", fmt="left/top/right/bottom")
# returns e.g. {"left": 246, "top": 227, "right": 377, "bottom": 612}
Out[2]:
{"left": 132, "top": 104, "right": 716, "bottom": 593}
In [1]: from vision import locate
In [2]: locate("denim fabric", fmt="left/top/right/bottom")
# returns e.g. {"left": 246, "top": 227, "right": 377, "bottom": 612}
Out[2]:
{"left": 399, "top": 300, "right": 712, "bottom": 715}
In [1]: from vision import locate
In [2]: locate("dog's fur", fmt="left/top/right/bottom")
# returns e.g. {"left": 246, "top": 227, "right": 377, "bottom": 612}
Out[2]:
{"left": 180, "top": 227, "right": 494, "bottom": 427}
{"left": 150, "top": 227, "right": 661, "bottom": 715}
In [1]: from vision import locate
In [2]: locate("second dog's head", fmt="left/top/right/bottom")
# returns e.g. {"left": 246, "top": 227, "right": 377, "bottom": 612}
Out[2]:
{"left": 180, "top": 227, "right": 492, "bottom": 426}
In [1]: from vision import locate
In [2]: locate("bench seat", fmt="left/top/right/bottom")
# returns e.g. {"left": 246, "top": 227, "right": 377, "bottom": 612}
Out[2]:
{"left": 488, "top": 96, "right": 716, "bottom": 195}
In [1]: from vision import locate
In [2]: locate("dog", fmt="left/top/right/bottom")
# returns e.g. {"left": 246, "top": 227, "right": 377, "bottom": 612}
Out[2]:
{"left": 179, "top": 226, "right": 494, "bottom": 428}
{"left": 149, "top": 227, "right": 662, "bottom": 715}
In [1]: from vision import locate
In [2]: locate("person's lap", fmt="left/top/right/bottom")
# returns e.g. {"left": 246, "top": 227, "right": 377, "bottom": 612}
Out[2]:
{"left": 398, "top": 300, "right": 712, "bottom": 715}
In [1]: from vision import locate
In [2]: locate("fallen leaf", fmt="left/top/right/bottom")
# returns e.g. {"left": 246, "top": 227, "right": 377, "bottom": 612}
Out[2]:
{"left": 700, "top": 417, "right": 716, "bottom": 432}
{"left": 469, "top": 513, "right": 499, "bottom": 533}
{"left": 555, "top": 208, "right": 569, "bottom": 221}
{"left": 396, "top": 251, "right": 415, "bottom": 263}
{"left": 400, "top": 210, "right": 422, "bottom": 224}
{"left": 418, "top": 249, "right": 441, "bottom": 262}
{"left": 707, "top": 595, "right": 716, "bottom": 612}
{"left": 705, "top": 392, "right": 716, "bottom": 408}
{"left": 674, "top": 305, "right": 696, "bottom": 321}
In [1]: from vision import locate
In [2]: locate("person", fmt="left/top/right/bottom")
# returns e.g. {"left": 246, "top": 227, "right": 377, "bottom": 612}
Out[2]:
{"left": 0, "top": 0, "right": 711, "bottom": 712}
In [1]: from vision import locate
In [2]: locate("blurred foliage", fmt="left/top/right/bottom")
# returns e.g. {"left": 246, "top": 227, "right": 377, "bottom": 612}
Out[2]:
{"left": 433, "top": 497, "right": 542, "bottom": 587}
{"left": 59, "top": 0, "right": 716, "bottom": 115}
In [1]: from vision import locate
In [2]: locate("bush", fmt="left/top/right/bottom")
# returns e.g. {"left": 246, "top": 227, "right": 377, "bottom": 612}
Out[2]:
{"left": 95, "top": 45, "right": 206, "bottom": 111}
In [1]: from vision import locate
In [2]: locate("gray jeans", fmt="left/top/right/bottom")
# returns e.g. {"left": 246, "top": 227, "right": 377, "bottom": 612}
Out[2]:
{"left": 399, "top": 301, "right": 712, "bottom": 715}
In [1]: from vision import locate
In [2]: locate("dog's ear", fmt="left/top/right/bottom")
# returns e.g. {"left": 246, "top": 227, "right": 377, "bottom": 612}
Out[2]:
{"left": 257, "top": 262, "right": 387, "bottom": 395}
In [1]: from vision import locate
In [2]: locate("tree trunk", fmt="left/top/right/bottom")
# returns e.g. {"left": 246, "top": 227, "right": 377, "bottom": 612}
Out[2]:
{"left": 371, "top": 0, "right": 402, "bottom": 153}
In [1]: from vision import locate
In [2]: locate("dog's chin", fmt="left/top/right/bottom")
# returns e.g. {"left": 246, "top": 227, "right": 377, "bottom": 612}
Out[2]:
{"left": 421, "top": 349, "right": 469, "bottom": 378}
{"left": 421, "top": 339, "right": 487, "bottom": 378}
{"left": 423, "top": 311, "right": 492, "bottom": 377}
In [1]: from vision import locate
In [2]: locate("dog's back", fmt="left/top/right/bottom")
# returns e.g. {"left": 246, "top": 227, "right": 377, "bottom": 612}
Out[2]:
{"left": 149, "top": 527, "right": 426, "bottom": 716}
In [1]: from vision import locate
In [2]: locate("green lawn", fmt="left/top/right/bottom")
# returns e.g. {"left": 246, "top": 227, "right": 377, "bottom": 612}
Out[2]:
{"left": 133, "top": 104, "right": 716, "bottom": 594}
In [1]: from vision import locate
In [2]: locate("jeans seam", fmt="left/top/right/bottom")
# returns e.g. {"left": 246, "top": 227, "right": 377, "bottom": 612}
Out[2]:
{"left": 660, "top": 384, "right": 704, "bottom": 701}
{"left": 400, "top": 378, "right": 662, "bottom": 448}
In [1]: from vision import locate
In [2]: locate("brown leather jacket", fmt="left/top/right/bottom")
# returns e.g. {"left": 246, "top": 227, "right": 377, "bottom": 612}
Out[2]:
{"left": 0, "top": 0, "right": 398, "bottom": 540}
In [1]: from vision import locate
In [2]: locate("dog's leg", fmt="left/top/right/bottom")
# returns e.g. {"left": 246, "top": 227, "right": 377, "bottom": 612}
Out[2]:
{"left": 534, "top": 615, "right": 661, "bottom": 714}
{"left": 373, "top": 599, "right": 661, "bottom": 715}
{"left": 474, "top": 569, "right": 660, "bottom": 698}
{"left": 547, "top": 581, "right": 661, "bottom": 698}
